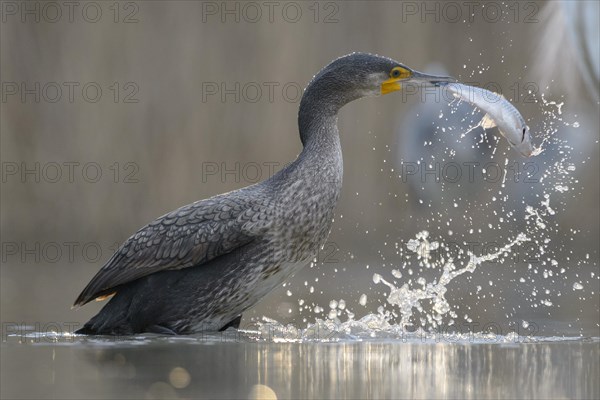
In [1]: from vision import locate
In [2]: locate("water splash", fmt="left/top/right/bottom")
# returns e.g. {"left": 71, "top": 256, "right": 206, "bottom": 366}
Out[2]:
{"left": 374, "top": 231, "right": 530, "bottom": 330}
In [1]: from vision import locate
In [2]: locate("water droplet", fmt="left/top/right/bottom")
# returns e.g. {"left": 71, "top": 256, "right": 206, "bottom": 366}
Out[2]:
{"left": 359, "top": 294, "right": 367, "bottom": 306}
{"left": 372, "top": 273, "right": 381, "bottom": 284}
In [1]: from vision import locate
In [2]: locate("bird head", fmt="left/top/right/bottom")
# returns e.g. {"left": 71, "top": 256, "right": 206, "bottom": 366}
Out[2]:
{"left": 309, "top": 53, "right": 456, "bottom": 100}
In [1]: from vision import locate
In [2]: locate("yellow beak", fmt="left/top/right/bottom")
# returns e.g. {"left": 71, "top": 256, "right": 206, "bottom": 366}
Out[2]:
{"left": 381, "top": 78, "right": 403, "bottom": 95}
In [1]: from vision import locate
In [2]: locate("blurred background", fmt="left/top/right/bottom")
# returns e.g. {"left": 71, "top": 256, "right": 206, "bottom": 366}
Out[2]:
{"left": 1, "top": 0, "right": 598, "bottom": 336}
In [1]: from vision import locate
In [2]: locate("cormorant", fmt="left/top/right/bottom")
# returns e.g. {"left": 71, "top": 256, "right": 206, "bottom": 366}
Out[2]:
{"left": 73, "top": 53, "right": 454, "bottom": 335}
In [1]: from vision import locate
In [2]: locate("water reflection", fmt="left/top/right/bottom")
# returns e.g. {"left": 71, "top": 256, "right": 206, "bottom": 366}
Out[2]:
{"left": 1, "top": 336, "right": 598, "bottom": 399}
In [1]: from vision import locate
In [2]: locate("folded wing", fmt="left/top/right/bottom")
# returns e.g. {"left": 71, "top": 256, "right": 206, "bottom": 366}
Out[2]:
{"left": 74, "top": 191, "right": 274, "bottom": 307}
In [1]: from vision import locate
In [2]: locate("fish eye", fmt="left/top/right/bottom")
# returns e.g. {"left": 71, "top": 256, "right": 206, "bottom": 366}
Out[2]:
{"left": 390, "top": 68, "right": 401, "bottom": 78}
{"left": 522, "top": 127, "right": 526, "bottom": 141}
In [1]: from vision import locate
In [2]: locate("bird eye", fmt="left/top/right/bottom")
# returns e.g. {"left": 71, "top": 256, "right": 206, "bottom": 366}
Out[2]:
{"left": 391, "top": 68, "right": 401, "bottom": 78}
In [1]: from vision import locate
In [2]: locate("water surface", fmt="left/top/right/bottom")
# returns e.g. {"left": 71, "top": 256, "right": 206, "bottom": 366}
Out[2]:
{"left": 2, "top": 333, "right": 598, "bottom": 399}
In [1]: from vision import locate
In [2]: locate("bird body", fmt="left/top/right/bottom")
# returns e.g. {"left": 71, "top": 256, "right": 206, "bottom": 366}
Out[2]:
{"left": 74, "top": 53, "right": 454, "bottom": 335}
{"left": 75, "top": 149, "right": 342, "bottom": 334}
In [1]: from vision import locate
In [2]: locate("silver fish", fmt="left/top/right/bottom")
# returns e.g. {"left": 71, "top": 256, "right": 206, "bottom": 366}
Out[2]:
{"left": 442, "top": 82, "right": 534, "bottom": 157}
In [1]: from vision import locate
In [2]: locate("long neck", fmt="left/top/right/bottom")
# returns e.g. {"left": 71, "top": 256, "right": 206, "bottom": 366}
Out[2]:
{"left": 289, "top": 86, "right": 343, "bottom": 196}
{"left": 263, "top": 76, "right": 345, "bottom": 191}
{"left": 265, "top": 71, "right": 357, "bottom": 189}
{"left": 298, "top": 72, "right": 356, "bottom": 148}
{"left": 297, "top": 81, "right": 343, "bottom": 165}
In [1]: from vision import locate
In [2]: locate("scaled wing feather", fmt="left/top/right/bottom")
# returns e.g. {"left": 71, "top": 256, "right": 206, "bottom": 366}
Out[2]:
{"left": 74, "top": 193, "right": 273, "bottom": 306}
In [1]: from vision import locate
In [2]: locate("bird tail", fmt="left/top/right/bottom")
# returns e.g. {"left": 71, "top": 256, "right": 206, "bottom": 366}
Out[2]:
{"left": 74, "top": 293, "right": 134, "bottom": 335}
{"left": 74, "top": 324, "right": 96, "bottom": 335}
